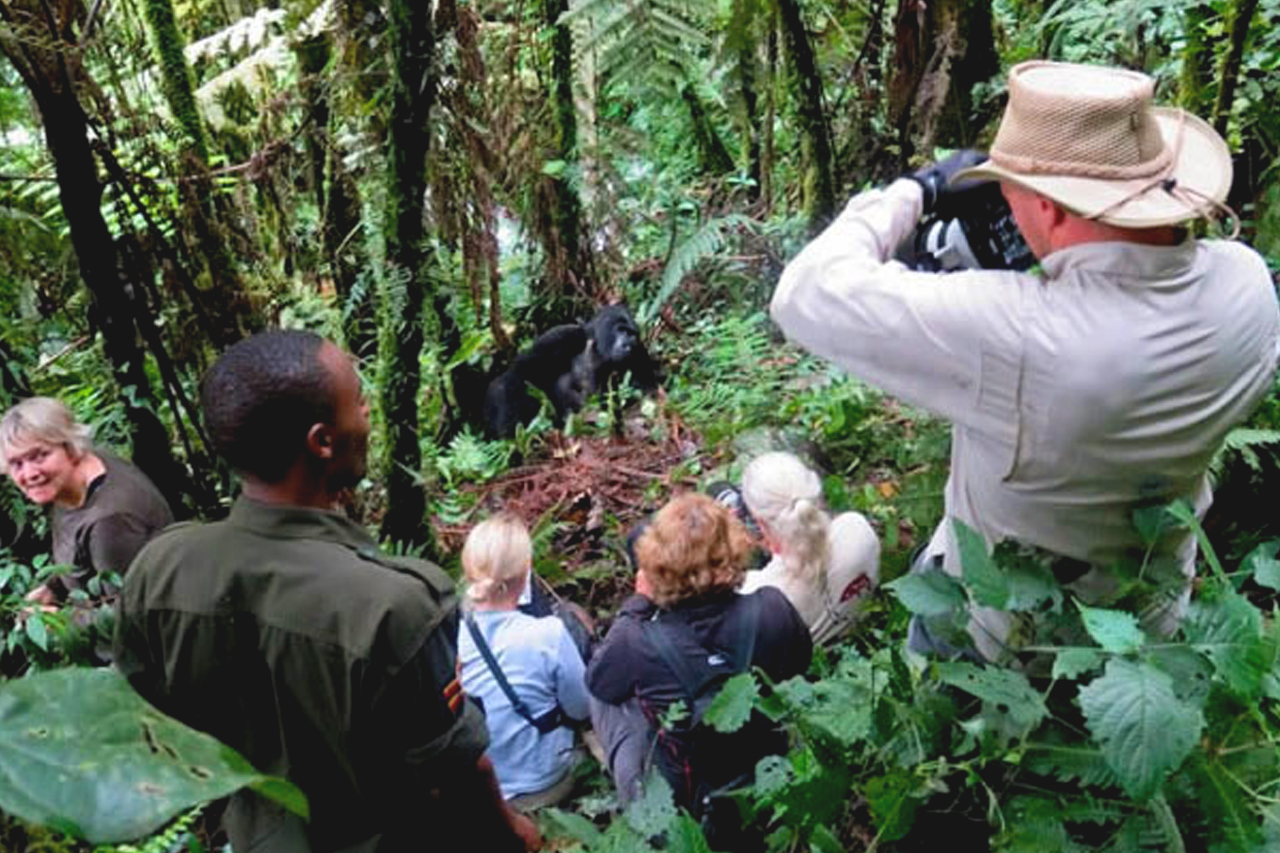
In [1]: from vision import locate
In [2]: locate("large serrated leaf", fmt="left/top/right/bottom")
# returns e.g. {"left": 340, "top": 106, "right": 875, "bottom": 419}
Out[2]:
{"left": 0, "top": 668, "right": 306, "bottom": 844}
{"left": 886, "top": 568, "right": 966, "bottom": 616}
{"left": 954, "top": 520, "right": 1006, "bottom": 607}
{"left": 1243, "top": 541, "right": 1280, "bottom": 591}
{"left": 935, "top": 662, "right": 1047, "bottom": 730}
{"left": 1078, "top": 659, "right": 1204, "bottom": 800}
{"left": 1054, "top": 648, "right": 1104, "bottom": 681}
{"left": 702, "top": 673, "right": 758, "bottom": 734}
{"left": 1077, "top": 603, "right": 1146, "bottom": 654}
{"left": 625, "top": 770, "right": 678, "bottom": 838}
{"left": 1184, "top": 591, "right": 1267, "bottom": 696}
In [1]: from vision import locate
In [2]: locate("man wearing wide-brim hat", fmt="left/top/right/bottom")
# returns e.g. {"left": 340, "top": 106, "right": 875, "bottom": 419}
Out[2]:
{"left": 770, "top": 61, "right": 1280, "bottom": 664}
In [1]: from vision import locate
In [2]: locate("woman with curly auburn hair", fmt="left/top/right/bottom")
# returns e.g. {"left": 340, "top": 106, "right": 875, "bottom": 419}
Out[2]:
{"left": 586, "top": 493, "right": 812, "bottom": 843}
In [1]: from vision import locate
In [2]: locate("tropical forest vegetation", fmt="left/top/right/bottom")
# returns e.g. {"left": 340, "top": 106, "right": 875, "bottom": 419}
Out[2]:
{"left": 0, "top": 0, "right": 1279, "bottom": 850}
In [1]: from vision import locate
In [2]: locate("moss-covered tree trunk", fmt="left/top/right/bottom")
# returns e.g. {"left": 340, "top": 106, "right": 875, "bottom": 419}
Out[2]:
{"left": 887, "top": 0, "right": 998, "bottom": 166}
{"left": 297, "top": 33, "right": 374, "bottom": 360}
{"left": 1178, "top": 3, "right": 1217, "bottom": 116}
{"left": 776, "top": 0, "right": 835, "bottom": 233}
{"left": 378, "top": 0, "right": 436, "bottom": 547}
{"left": 1212, "top": 0, "right": 1261, "bottom": 135}
{"left": 681, "top": 79, "right": 736, "bottom": 176}
{"left": 140, "top": 0, "right": 249, "bottom": 346}
{"left": 0, "top": 0, "right": 192, "bottom": 514}
{"left": 539, "top": 0, "right": 589, "bottom": 307}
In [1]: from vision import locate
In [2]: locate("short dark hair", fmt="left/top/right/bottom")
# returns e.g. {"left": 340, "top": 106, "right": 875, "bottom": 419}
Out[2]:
{"left": 201, "top": 330, "right": 335, "bottom": 482}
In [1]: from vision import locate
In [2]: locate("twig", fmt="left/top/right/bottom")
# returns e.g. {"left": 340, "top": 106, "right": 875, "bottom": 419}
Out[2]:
{"left": 32, "top": 335, "right": 90, "bottom": 373}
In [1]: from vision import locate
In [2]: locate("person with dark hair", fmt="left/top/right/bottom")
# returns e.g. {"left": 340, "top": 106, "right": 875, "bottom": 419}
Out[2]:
{"left": 114, "top": 330, "right": 539, "bottom": 853}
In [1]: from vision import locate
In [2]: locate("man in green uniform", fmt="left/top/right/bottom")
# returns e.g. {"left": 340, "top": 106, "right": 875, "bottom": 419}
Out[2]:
{"left": 114, "top": 330, "right": 537, "bottom": 853}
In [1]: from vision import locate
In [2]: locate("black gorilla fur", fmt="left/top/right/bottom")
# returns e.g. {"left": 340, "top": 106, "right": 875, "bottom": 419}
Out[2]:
{"left": 484, "top": 305, "right": 658, "bottom": 438}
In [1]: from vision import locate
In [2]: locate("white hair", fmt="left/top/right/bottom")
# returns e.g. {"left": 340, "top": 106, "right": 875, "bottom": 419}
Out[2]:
{"left": 741, "top": 452, "right": 830, "bottom": 584}
{"left": 0, "top": 397, "right": 94, "bottom": 471}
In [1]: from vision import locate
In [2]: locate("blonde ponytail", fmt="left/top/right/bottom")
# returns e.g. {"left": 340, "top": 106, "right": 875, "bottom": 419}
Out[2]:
{"left": 742, "top": 453, "right": 831, "bottom": 584}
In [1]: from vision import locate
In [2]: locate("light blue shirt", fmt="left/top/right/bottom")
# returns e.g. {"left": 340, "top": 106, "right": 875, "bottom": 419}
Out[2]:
{"left": 459, "top": 609, "right": 590, "bottom": 798}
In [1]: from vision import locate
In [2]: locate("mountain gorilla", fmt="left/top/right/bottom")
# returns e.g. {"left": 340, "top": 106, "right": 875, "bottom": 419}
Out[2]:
{"left": 484, "top": 305, "right": 658, "bottom": 438}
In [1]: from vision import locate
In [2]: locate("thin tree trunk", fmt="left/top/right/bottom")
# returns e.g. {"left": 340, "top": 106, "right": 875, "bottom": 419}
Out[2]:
{"left": 776, "top": 0, "right": 835, "bottom": 232}
{"left": 1212, "top": 0, "right": 1261, "bottom": 135}
{"left": 730, "top": 0, "right": 762, "bottom": 198}
{"left": 761, "top": 23, "right": 777, "bottom": 212}
{"left": 542, "top": 0, "right": 587, "bottom": 301}
{"left": 681, "top": 79, "right": 736, "bottom": 176}
{"left": 1178, "top": 3, "right": 1216, "bottom": 116}
{"left": 297, "top": 31, "right": 374, "bottom": 360}
{"left": 378, "top": 0, "right": 436, "bottom": 547}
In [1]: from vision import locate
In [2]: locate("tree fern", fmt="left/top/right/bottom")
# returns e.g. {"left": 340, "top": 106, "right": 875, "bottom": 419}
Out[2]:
{"left": 639, "top": 213, "right": 756, "bottom": 325}
{"left": 562, "top": 0, "right": 708, "bottom": 95}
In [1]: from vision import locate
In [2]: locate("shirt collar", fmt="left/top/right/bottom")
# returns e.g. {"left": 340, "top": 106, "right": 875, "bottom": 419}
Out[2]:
{"left": 1040, "top": 236, "right": 1198, "bottom": 282}
{"left": 227, "top": 496, "right": 376, "bottom": 549}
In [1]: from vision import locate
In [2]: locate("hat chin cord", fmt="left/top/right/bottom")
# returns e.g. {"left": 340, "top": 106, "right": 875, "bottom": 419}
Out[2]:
{"left": 1081, "top": 109, "right": 1241, "bottom": 238}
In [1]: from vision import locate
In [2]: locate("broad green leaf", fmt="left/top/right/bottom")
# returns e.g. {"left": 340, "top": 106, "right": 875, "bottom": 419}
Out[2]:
{"left": 954, "top": 520, "right": 1006, "bottom": 607}
{"left": 809, "top": 824, "right": 843, "bottom": 853}
{"left": 997, "top": 797, "right": 1075, "bottom": 852}
{"left": 774, "top": 673, "right": 873, "bottom": 749}
{"left": 1184, "top": 591, "right": 1267, "bottom": 696}
{"left": 1078, "top": 658, "right": 1204, "bottom": 800}
{"left": 863, "top": 770, "right": 919, "bottom": 843}
{"left": 543, "top": 808, "right": 604, "bottom": 846}
{"left": 1023, "top": 739, "right": 1117, "bottom": 787}
{"left": 0, "top": 668, "right": 307, "bottom": 844}
{"left": 625, "top": 770, "right": 678, "bottom": 838}
{"left": 886, "top": 568, "right": 966, "bottom": 616}
{"left": 1145, "top": 646, "right": 1214, "bottom": 708}
{"left": 1077, "top": 602, "right": 1146, "bottom": 654}
{"left": 1243, "top": 541, "right": 1280, "bottom": 591}
{"left": 703, "top": 672, "right": 758, "bottom": 734}
{"left": 934, "top": 662, "right": 1047, "bottom": 730}
{"left": 1053, "top": 648, "right": 1103, "bottom": 681}
{"left": 990, "top": 541, "right": 1062, "bottom": 612}
{"left": 668, "top": 813, "right": 717, "bottom": 853}
{"left": 25, "top": 612, "right": 49, "bottom": 651}
{"left": 752, "top": 754, "right": 792, "bottom": 798}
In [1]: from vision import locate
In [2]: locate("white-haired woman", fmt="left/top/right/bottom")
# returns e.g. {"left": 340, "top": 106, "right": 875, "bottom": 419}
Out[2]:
{"left": 0, "top": 397, "right": 173, "bottom": 605}
{"left": 740, "top": 452, "right": 880, "bottom": 645}
{"left": 457, "top": 513, "right": 590, "bottom": 810}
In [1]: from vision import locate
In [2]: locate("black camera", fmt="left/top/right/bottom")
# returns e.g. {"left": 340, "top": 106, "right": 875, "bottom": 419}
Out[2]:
{"left": 897, "top": 180, "right": 1035, "bottom": 272}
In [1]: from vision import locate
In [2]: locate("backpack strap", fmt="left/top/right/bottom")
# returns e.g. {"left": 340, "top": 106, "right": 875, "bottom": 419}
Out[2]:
{"left": 464, "top": 613, "right": 566, "bottom": 734}
{"left": 641, "top": 593, "right": 764, "bottom": 717}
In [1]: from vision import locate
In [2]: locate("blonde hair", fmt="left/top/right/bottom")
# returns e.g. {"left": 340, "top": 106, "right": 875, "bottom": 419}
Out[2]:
{"left": 462, "top": 513, "right": 533, "bottom": 604}
{"left": 741, "top": 452, "right": 831, "bottom": 585}
{"left": 636, "top": 493, "right": 752, "bottom": 607}
{"left": 0, "top": 397, "right": 94, "bottom": 471}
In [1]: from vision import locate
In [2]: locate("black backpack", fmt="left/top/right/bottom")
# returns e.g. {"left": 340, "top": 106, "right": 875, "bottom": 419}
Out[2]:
{"left": 640, "top": 595, "right": 784, "bottom": 825}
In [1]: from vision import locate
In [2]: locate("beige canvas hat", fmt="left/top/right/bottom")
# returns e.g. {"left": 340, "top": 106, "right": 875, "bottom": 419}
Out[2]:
{"left": 954, "top": 61, "right": 1233, "bottom": 228}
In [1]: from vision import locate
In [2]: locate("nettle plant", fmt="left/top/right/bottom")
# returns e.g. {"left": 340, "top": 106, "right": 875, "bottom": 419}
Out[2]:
{"left": 546, "top": 504, "right": 1280, "bottom": 852}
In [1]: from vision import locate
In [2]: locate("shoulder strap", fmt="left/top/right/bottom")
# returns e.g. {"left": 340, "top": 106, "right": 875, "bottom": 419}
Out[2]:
{"left": 465, "top": 613, "right": 566, "bottom": 734}
{"left": 642, "top": 594, "right": 763, "bottom": 715}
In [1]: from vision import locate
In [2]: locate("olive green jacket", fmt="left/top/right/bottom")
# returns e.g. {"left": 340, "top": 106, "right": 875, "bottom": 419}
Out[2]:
{"left": 114, "top": 498, "right": 502, "bottom": 853}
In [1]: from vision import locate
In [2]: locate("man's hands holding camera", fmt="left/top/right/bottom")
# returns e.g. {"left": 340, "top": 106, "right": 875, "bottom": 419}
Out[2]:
{"left": 897, "top": 149, "right": 1035, "bottom": 272}
{"left": 906, "top": 149, "right": 989, "bottom": 216}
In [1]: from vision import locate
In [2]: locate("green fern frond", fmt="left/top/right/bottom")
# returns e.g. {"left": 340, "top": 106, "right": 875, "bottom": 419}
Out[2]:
{"left": 641, "top": 213, "right": 757, "bottom": 324}
{"left": 1209, "top": 427, "right": 1280, "bottom": 481}
{"left": 563, "top": 0, "right": 708, "bottom": 94}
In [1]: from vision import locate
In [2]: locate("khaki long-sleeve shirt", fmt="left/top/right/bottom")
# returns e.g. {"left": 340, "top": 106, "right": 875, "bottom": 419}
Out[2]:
{"left": 772, "top": 179, "right": 1280, "bottom": 659}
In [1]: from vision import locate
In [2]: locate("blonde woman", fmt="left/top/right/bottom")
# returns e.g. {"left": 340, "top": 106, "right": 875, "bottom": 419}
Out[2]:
{"left": 587, "top": 493, "right": 811, "bottom": 836}
{"left": 741, "top": 452, "right": 879, "bottom": 645}
{"left": 0, "top": 397, "right": 173, "bottom": 605}
{"left": 457, "top": 513, "right": 590, "bottom": 810}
